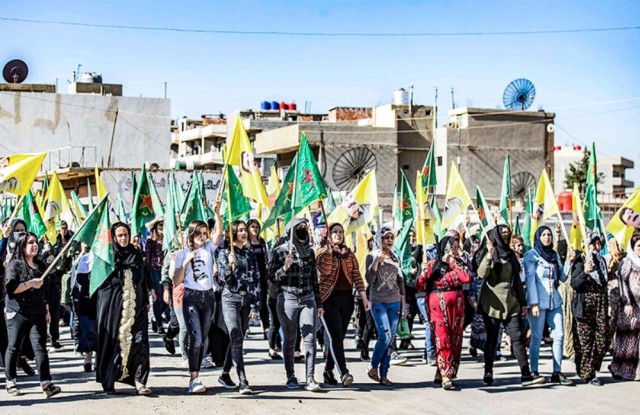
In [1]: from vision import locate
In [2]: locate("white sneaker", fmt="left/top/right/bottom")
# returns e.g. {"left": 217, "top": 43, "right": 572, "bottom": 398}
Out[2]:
{"left": 188, "top": 378, "right": 206, "bottom": 394}
{"left": 390, "top": 352, "right": 408, "bottom": 366}
{"left": 201, "top": 358, "right": 215, "bottom": 369}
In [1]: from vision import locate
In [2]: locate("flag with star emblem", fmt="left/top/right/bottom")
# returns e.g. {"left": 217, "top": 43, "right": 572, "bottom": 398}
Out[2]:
{"left": 0, "top": 152, "right": 46, "bottom": 196}
{"left": 393, "top": 169, "right": 417, "bottom": 282}
{"left": 291, "top": 134, "right": 327, "bottom": 210}
{"left": 222, "top": 164, "right": 253, "bottom": 225}
{"left": 262, "top": 156, "right": 299, "bottom": 230}
{"left": 583, "top": 143, "right": 603, "bottom": 232}
{"left": 476, "top": 186, "right": 495, "bottom": 230}
{"left": 71, "top": 196, "right": 114, "bottom": 295}
{"left": 421, "top": 141, "right": 437, "bottom": 189}
{"left": 130, "top": 164, "right": 155, "bottom": 236}
{"left": 180, "top": 173, "right": 207, "bottom": 228}
{"left": 18, "top": 190, "right": 47, "bottom": 238}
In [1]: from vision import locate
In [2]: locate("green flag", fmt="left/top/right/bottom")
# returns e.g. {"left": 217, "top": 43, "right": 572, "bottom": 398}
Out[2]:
{"left": 42, "top": 172, "right": 49, "bottom": 196}
{"left": 170, "top": 171, "right": 185, "bottom": 209}
{"left": 325, "top": 187, "right": 337, "bottom": 216}
{"left": 130, "top": 165, "right": 155, "bottom": 236}
{"left": 19, "top": 190, "right": 47, "bottom": 238}
{"left": 163, "top": 171, "right": 179, "bottom": 250}
{"left": 263, "top": 156, "right": 299, "bottom": 229}
{"left": 116, "top": 194, "right": 127, "bottom": 222}
{"left": 222, "top": 164, "right": 252, "bottom": 225}
{"left": 476, "top": 186, "right": 495, "bottom": 230}
{"left": 432, "top": 198, "right": 445, "bottom": 238}
{"left": 181, "top": 173, "right": 207, "bottom": 228}
{"left": 499, "top": 154, "right": 512, "bottom": 225}
{"left": 394, "top": 221, "right": 415, "bottom": 284}
{"left": 398, "top": 169, "right": 416, "bottom": 225}
{"left": 583, "top": 143, "right": 602, "bottom": 231}
{"left": 514, "top": 214, "right": 522, "bottom": 236}
{"left": 70, "top": 196, "right": 115, "bottom": 295}
{"left": 130, "top": 170, "right": 138, "bottom": 205}
{"left": 292, "top": 134, "right": 327, "bottom": 210}
{"left": 522, "top": 187, "right": 533, "bottom": 250}
{"left": 421, "top": 141, "right": 437, "bottom": 189}
{"left": 148, "top": 172, "right": 165, "bottom": 216}
{"left": 86, "top": 178, "right": 95, "bottom": 211}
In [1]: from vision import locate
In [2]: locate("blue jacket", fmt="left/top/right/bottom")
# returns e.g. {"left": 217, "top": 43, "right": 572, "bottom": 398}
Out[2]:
{"left": 523, "top": 248, "right": 569, "bottom": 310}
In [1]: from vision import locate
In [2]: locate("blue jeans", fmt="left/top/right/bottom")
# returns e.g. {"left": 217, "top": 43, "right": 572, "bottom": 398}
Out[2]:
{"left": 370, "top": 302, "right": 401, "bottom": 378}
{"left": 416, "top": 296, "right": 435, "bottom": 357}
{"left": 528, "top": 306, "right": 564, "bottom": 373}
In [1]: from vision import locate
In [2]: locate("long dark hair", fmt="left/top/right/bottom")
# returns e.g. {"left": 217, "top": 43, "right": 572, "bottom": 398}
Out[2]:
{"left": 187, "top": 220, "right": 208, "bottom": 249}
{"left": 10, "top": 232, "right": 39, "bottom": 265}
{"left": 226, "top": 220, "right": 247, "bottom": 245}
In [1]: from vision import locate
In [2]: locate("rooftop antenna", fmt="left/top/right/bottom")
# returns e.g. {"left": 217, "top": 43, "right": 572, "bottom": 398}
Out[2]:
{"left": 451, "top": 87, "right": 456, "bottom": 109}
{"left": 3, "top": 59, "right": 29, "bottom": 83}
{"left": 503, "top": 78, "right": 536, "bottom": 111}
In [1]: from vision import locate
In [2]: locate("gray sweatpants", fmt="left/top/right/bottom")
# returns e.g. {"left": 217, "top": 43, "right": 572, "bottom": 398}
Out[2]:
{"left": 276, "top": 292, "right": 317, "bottom": 382}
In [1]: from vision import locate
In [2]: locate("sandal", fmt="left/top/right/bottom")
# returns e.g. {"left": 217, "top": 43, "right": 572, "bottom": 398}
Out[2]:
{"left": 367, "top": 367, "right": 380, "bottom": 383}
{"left": 136, "top": 382, "right": 152, "bottom": 396}
{"left": 7, "top": 384, "right": 20, "bottom": 396}
{"left": 442, "top": 377, "right": 454, "bottom": 390}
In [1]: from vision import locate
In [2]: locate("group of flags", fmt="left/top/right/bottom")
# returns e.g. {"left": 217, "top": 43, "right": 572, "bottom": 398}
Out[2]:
{"left": 2, "top": 128, "right": 640, "bottom": 295}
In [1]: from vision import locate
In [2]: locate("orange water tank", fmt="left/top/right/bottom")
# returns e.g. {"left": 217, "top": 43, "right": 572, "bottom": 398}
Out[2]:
{"left": 557, "top": 191, "right": 573, "bottom": 212}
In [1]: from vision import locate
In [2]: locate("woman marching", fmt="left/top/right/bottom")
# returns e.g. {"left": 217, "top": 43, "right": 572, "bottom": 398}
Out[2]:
{"left": 247, "top": 219, "right": 271, "bottom": 341}
{"left": 216, "top": 220, "right": 261, "bottom": 395}
{"left": 4, "top": 232, "right": 61, "bottom": 398}
{"left": 365, "top": 226, "right": 405, "bottom": 386}
{"left": 417, "top": 231, "right": 471, "bottom": 390}
{"left": 268, "top": 218, "right": 323, "bottom": 392}
{"left": 317, "top": 223, "right": 370, "bottom": 387}
{"left": 524, "top": 226, "right": 573, "bottom": 386}
{"left": 609, "top": 234, "right": 640, "bottom": 381}
{"left": 477, "top": 225, "right": 544, "bottom": 387}
{"left": 71, "top": 244, "right": 97, "bottom": 372}
{"left": 570, "top": 233, "right": 610, "bottom": 385}
{"left": 95, "top": 222, "right": 153, "bottom": 395}
{"left": 173, "top": 212, "right": 223, "bottom": 394}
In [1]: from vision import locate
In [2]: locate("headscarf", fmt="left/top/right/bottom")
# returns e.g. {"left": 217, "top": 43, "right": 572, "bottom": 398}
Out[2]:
{"left": 7, "top": 218, "right": 27, "bottom": 255}
{"left": 328, "top": 223, "right": 350, "bottom": 258}
{"left": 486, "top": 225, "right": 521, "bottom": 277}
{"left": 437, "top": 235, "right": 457, "bottom": 261}
{"left": 533, "top": 226, "right": 558, "bottom": 265}
{"left": 111, "top": 222, "right": 139, "bottom": 268}
{"left": 286, "top": 217, "right": 313, "bottom": 259}
{"left": 463, "top": 235, "right": 479, "bottom": 255}
{"left": 626, "top": 234, "right": 640, "bottom": 268}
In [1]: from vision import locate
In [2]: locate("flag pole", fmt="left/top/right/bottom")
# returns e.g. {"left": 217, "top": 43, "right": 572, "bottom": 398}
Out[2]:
{"left": 319, "top": 199, "right": 330, "bottom": 245}
{"left": 288, "top": 158, "right": 299, "bottom": 256}
{"left": 224, "top": 164, "right": 235, "bottom": 268}
{"left": 7, "top": 195, "right": 25, "bottom": 224}
{"left": 554, "top": 210, "right": 570, "bottom": 245}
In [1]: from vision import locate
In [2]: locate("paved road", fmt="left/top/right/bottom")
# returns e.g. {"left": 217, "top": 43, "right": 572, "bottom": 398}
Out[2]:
{"left": 2, "top": 323, "right": 638, "bottom": 414}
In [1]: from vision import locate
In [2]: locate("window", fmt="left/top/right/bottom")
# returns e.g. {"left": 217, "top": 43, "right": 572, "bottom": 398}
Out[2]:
{"left": 437, "top": 156, "right": 443, "bottom": 166}
{"left": 403, "top": 164, "right": 410, "bottom": 170}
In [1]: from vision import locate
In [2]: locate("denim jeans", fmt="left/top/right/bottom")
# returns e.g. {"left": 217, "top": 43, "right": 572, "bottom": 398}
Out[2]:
{"left": 416, "top": 296, "right": 434, "bottom": 357}
{"left": 370, "top": 301, "right": 401, "bottom": 378}
{"left": 221, "top": 290, "right": 252, "bottom": 379}
{"left": 173, "top": 306, "right": 189, "bottom": 361}
{"left": 276, "top": 292, "right": 317, "bottom": 381}
{"left": 183, "top": 288, "right": 215, "bottom": 373}
{"left": 4, "top": 310, "right": 51, "bottom": 382}
{"left": 151, "top": 270, "right": 166, "bottom": 330}
{"left": 528, "top": 306, "right": 564, "bottom": 373}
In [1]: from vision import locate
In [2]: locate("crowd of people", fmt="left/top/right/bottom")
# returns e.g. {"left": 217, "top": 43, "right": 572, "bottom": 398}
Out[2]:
{"left": 1, "top": 204, "right": 640, "bottom": 399}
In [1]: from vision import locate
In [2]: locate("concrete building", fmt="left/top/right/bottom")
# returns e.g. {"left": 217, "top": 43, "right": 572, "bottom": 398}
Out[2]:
{"left": 434, "top": 107, "right": 555, "bottom": 206}
{"left": 553, "top": 144, "right": 635, "bottom": 196}
{"left": 0, "top": 76, "right": 171, "bottom": 171}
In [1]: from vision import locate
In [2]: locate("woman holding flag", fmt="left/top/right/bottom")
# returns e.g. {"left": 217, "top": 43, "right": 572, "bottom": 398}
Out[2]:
{"left": 4, "top": 232, "right": 61, "bottom": 398}
{"left": 317, "top": 223, "right": 370, "bottom": 387}
{"left": 216, "top": 220, "right": 260, "bottom": 395}
{"left": 268, "top": 217, "right": 323, "bottom": 392}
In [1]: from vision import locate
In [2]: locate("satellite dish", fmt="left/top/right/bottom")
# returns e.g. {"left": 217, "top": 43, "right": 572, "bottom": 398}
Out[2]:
{"left": 503, "top": 78, "right": 535, "bottom": 111}
{"left": 3, "top": 59, "right": 29, "bottom": 83}
{"left": 511, "top": 171, "right": 537, "bottom": 201}
{"left": 332, "top": 147, "right": 377, "bottom": 191}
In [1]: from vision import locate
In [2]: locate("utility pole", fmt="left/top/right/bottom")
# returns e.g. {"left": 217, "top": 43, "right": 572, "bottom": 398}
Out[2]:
{"left": 107, "top": 108, "right": 119, "bottom": 167}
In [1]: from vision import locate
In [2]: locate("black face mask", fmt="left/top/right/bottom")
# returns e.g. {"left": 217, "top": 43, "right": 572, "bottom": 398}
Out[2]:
{"left": 295, "top": 227, "right": 308, "bottom": 241}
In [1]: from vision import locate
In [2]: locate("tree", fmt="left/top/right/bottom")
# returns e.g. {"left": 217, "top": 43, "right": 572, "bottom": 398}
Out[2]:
{"left": 563, "top": 150, "right": 604, "bottom": 195}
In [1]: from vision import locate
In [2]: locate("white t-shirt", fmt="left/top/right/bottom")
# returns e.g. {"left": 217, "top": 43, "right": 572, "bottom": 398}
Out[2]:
{"left": 174, "top": 240, "right": 219, "bottom": 291}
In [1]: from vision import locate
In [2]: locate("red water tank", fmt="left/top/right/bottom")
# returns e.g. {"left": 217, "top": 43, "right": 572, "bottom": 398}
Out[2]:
{"left": 557, "top": 191, "right": 573, "bottom": 212}
{"left": 280, "top": 101, "right": 288, "bottom": 111}
{"left": 289, "top": 102, "right": 297, "bottom": 111}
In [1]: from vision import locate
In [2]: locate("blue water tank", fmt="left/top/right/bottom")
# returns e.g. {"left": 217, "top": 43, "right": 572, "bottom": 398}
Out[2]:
{"left": 271, "top": 101, "right": 280, "bottom": 110}
{"left": 261, "top": 101, "right": 271, "bottom": 110}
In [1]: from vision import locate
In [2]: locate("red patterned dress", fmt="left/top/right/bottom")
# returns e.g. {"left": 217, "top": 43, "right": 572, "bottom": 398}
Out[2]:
{"left": 418, "top": 258, "right": 472, "bottom": 380}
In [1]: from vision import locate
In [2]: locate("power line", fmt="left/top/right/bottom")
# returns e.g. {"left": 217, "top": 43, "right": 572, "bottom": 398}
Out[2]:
{"left": 1, "top": 16, "right": 639, "bottom": 37}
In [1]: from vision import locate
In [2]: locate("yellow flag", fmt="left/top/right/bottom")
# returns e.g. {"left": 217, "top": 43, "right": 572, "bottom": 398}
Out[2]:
{"left": 0, "top": 152, "right": 46, "bottom": 196}
{"left": 570, "top": 183, "right": 587, "bottom": 250}
{"left": 95, "top": 165, "right": 106, "bottom": 199}
{"left": 441, "top": 161, "right": 472, "bottom": 229}
{"left": 43, "top": 172, "right": 71, "bottom": 241}
{"left": 531, "top": 169, "right": 560, "bottom": 241}
{"left": 266, "top": 164, "right": 281, "bottom": 208}
{"left": 416, "top": 171, "right": 436, "bottom": 245}
{"left": 227, "top": 118, "right": 269, "bottom": 206}
{"left": 607, "top": 186, "right": 640, "bottom": 249}
{"left": 327, "top": 169, "right": 378, "bottom": 234}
